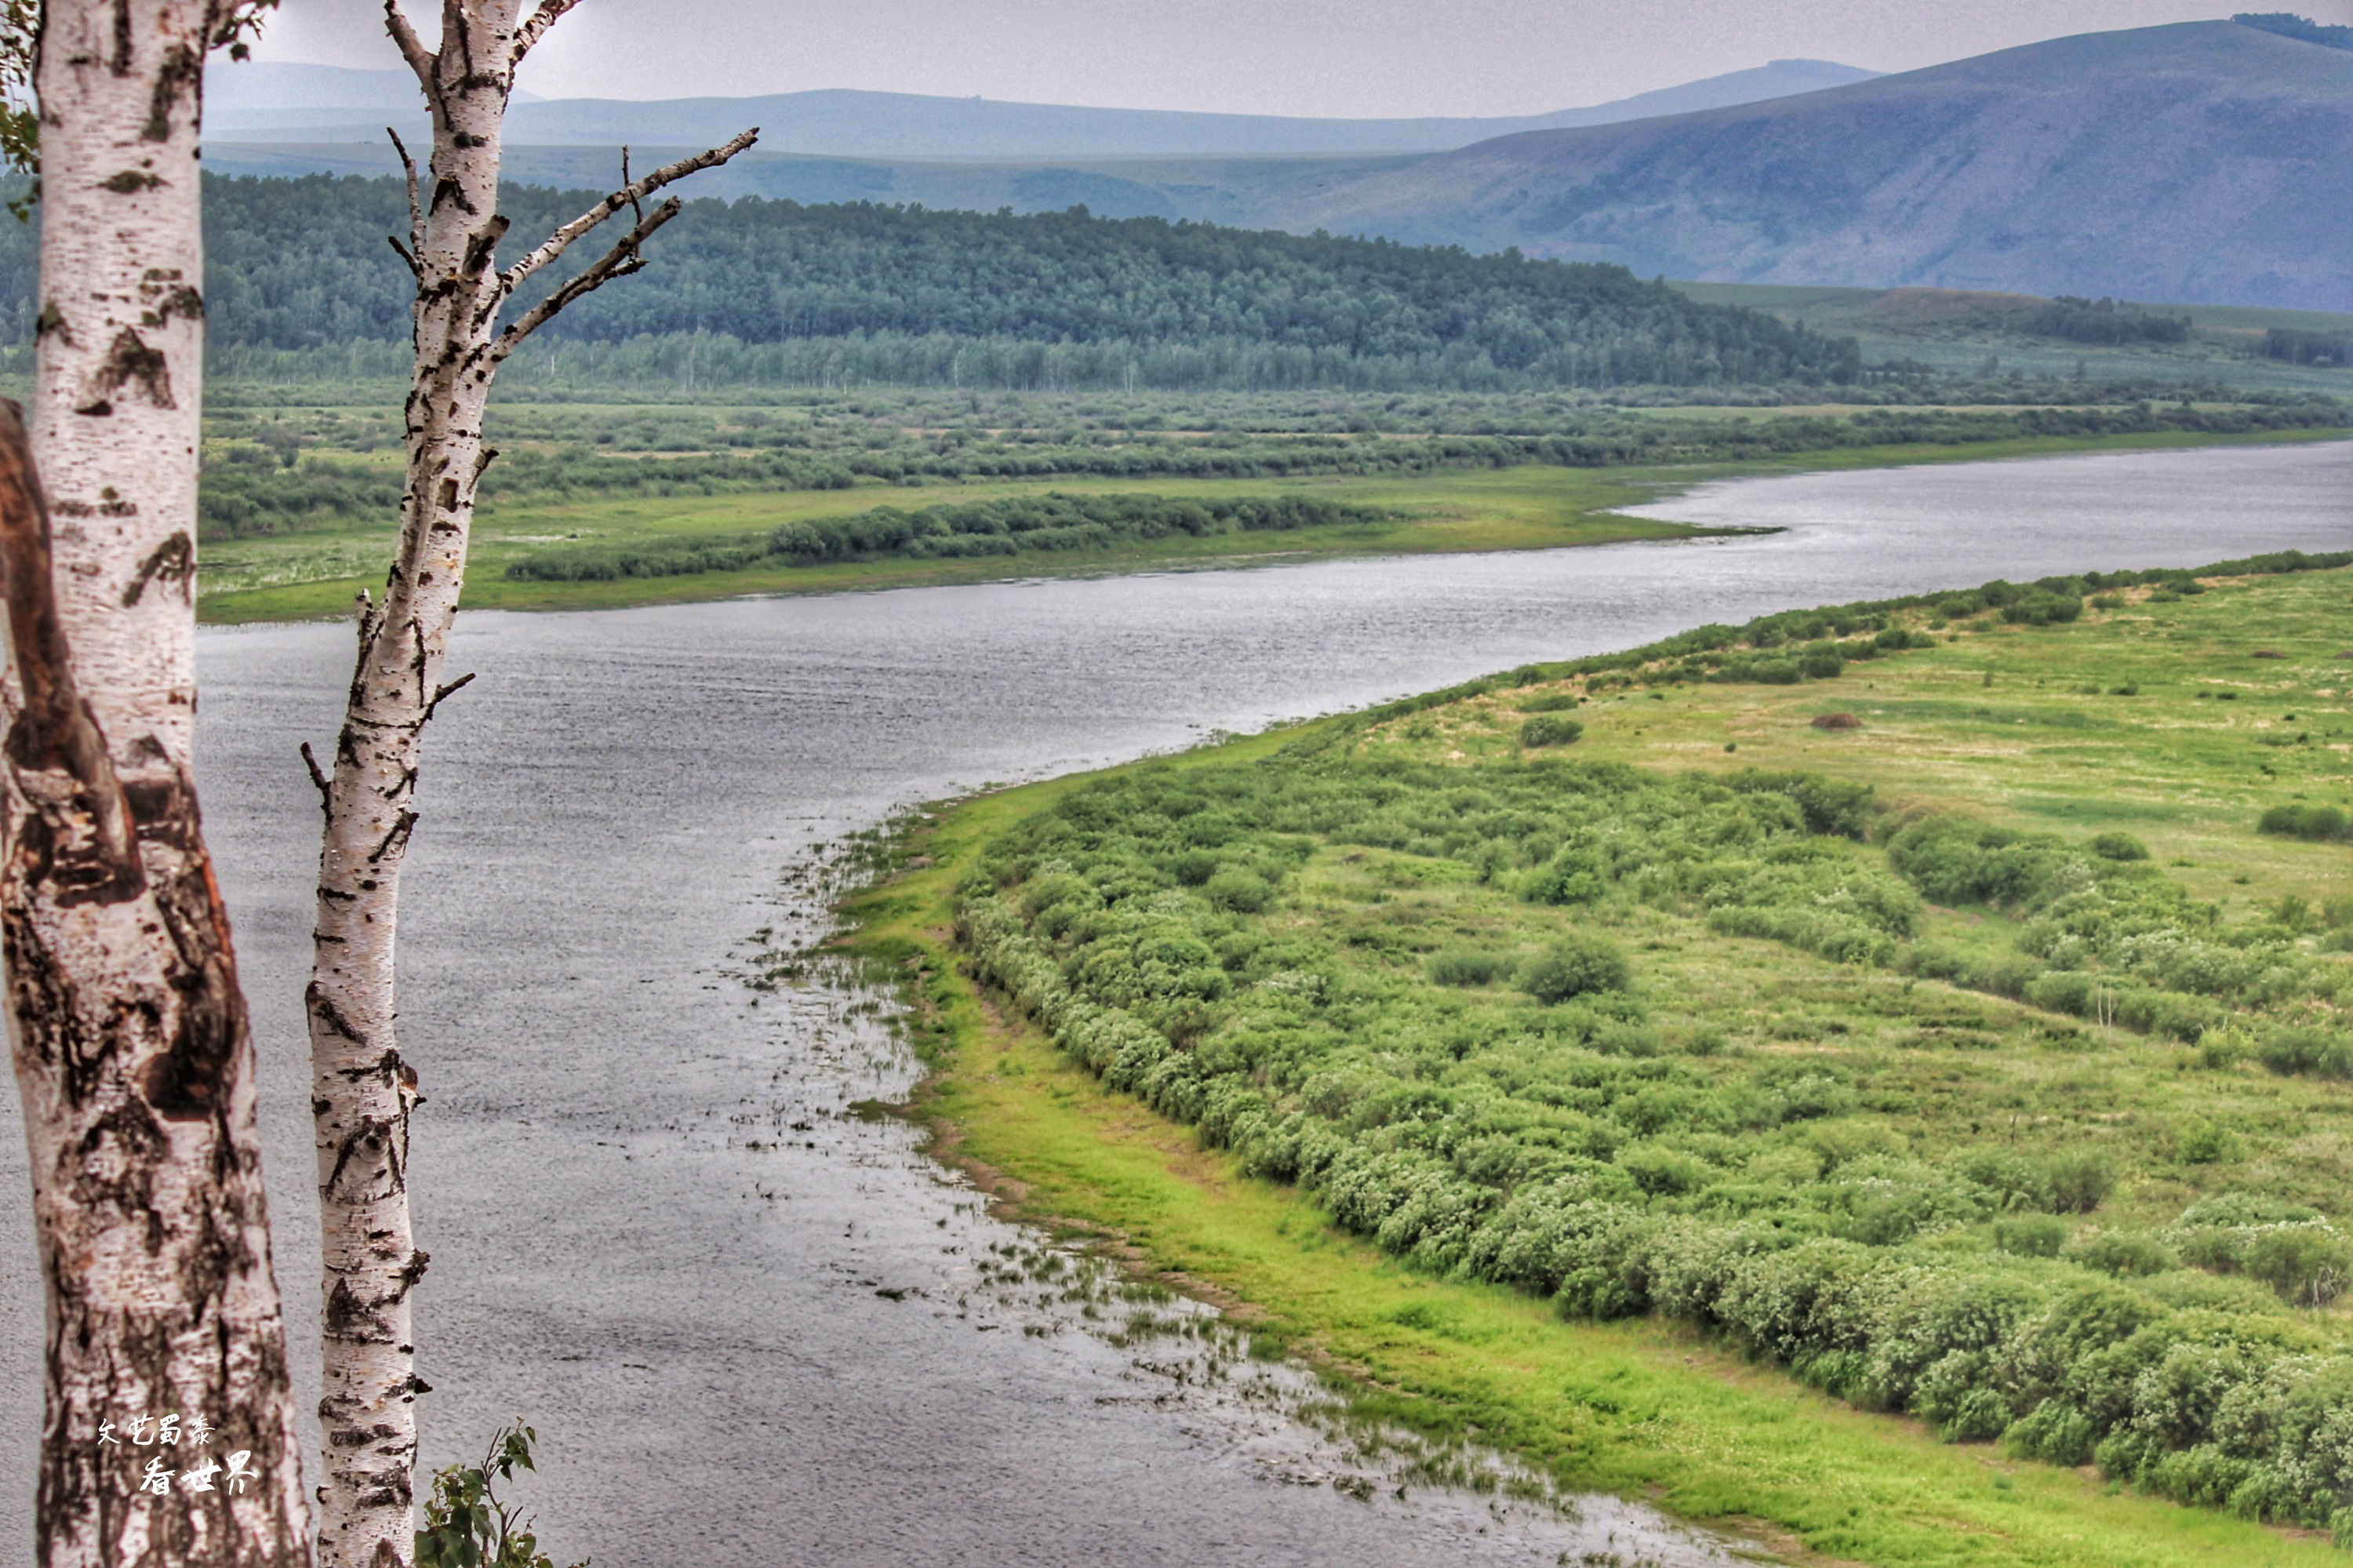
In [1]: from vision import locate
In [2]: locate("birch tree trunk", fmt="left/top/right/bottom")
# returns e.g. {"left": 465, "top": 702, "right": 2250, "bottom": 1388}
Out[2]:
{"left": 305, "top": 7, "right": 751, "bottom": 1564}
{"left": 3, "top": 3, "right": 312, "bottom": 1563}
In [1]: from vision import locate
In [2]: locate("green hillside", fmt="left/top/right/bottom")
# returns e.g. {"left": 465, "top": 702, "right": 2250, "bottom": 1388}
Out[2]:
{"left": 0, "top": 180, "right": 1857, "bottom": 391}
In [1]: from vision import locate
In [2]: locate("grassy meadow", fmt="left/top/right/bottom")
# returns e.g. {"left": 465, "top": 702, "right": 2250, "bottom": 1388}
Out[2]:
{"left": 194, "top": 384, "right": 2345, "bottom": 622}
{"left": 838, "top": 558, "right": 2353, "bottom": 1566}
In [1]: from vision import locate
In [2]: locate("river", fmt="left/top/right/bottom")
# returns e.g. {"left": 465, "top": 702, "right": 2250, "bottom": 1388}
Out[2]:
{"left": 1, "top": 438, "right": 2347, "bottom": 1563}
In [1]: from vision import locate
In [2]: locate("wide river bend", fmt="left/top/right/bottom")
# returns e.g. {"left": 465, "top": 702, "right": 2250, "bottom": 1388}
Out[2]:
{"left": 0, "top": 439, "right": 2347, "bottom": 1564}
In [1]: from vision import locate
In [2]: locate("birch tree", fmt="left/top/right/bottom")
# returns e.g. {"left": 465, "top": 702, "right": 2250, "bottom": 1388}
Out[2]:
{"left": 1, "top": 2, "right": 313, "bottom": 1564}
{"left": 304, "top": 8, "right": 751, "bottom": 1565}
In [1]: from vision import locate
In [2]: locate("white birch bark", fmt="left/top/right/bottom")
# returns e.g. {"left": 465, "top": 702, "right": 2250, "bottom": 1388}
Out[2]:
{"left": 305, "top": 7, "right": 751, "bottom": 1564}
{"left": 4, "top": 3, "right": 313, "bottom": 1563}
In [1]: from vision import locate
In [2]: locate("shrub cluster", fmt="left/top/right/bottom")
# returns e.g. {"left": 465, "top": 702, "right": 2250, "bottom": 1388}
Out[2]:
{"left": 2260, "top": 804, "right": 2351, "bottom": 844}
{"left": 951, "top": 723, "right": 2353, "bottom": 1531}
{"left": 504, "top": 491, "right": 1386, "bottom": 580}
{"left": 2028, "top": 297, "right": 2192, "bottom": 347}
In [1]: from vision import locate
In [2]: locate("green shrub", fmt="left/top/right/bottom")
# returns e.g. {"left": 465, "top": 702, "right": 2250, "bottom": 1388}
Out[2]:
{"left": 1518, "top": 693, "right": 1583, "bottom": 713}
{"left": 1202, "top": 869, "right": 1274, "bottom": 913}
{"left": 2257, "top": 1026, "right": 2353, "bottom": 1079}
{"left": 2065, "top": 1230, "right": 2177, "bottom": 1275}
{"left": 2089, "top": 831, "right": 2149, "bottom": 861}
{"left": 1524, "top": 849, "right": 1607, "bottom": 906}
{"left": 1427, "top": 948, "right": 1508, "bottom": 987}
{"left": 1994, "top": 1214, "right": 2068, "bottom": 1257}
{"left": 1518, "top": 934, "right": 1631, "bottom": 1002}
{"left": 1520, "top": 715, "right": 1584, "bottom": 748}
{"left": 2257, "top": 803, "right": 2349, "bottom": 842}
{"left": 2244, "top": 1224, "right": 2353, "bottom": 1308}
{"left": 2049, "top": 1149, "right": 2118, "bottom": 1214}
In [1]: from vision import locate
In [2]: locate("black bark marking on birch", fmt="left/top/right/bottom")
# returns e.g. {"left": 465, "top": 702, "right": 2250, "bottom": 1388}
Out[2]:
{"left": 325, "top": 1115, "right": 406, "bottom": 1199}
{"left": 140, "top": 282, "right": 205, "bottom": 327}
{"left": 306, "top": 981, "right": 366, "bottom": 1042}
{"left": 87, "top": 328, "right": 176, "bottom": 411}
{"left": 142, "top": 43, "right": 203, "bottom": 141}
{"left": 365, "top": 811, "right": 418, "bottom": 865}
{"left": 108, "top": 0, "right": 133, "bottom": 75}
{"left": 0, "top": 402, "right": 145, "bottom": 904}
{"left": 102, "top": 169, "right": 163, "bottom": 192}
{"left": 120, "top": 527, "right": 194, "bottom": 605}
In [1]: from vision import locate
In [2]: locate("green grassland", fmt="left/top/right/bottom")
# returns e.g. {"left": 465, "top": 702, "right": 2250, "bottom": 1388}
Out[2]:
{"left": 198, "top": 464, "right": 1704, "bottom": 620}
{"left": 837, "top": 560, "right": 2353, "bottom": 1566}
{"left": 193, "top": 417, "right": 2345, "bottom": 622}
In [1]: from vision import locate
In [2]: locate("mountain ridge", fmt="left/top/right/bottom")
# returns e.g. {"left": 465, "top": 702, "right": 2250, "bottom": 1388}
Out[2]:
{"left": 1283, "top": 21, "right": 2353, "bottom": 311}
{"left": 202, "top": 58, "right": 1878, "bottom": 158}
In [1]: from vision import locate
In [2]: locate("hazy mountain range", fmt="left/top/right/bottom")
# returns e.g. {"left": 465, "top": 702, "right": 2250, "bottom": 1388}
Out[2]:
{"left": 1283, "top": 21, "right": 2351, "bottom": 312}
{"left": 204, "top": 57, "right": 1876, "bottom": 158}
{"left": 206, "top": 20, "right": 2351, "bottom": 311}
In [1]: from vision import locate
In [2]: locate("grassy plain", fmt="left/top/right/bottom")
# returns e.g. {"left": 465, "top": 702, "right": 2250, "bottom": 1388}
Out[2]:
{"left": 839, "top": 565, "right": 2353, "bottom": 1566}
{"left": 195, "top": 424, "right": 2344, "bottom": 622}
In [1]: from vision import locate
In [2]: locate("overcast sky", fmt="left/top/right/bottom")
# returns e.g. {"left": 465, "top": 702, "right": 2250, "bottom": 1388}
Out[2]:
{"left": 242, "top": 1, "right": 2345, "bottom": 116}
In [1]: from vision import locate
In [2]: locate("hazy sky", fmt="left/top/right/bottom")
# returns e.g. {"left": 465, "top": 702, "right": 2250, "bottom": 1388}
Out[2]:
{"left": 243, "top": 1, "right": 2346, "bottom": 116}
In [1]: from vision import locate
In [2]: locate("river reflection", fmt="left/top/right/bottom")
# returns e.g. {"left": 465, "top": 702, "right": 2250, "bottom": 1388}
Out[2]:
{"left": 0, "top": 438, "right": 2343, "bottom": 1563}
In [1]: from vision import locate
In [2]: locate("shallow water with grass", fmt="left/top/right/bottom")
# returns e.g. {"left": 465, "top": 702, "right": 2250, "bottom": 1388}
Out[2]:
{"left": 0, "top": 439, "right": 2341, "bottom": 1562}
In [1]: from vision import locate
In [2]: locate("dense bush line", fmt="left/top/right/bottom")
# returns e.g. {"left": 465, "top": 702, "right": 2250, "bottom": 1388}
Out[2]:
{"left": 2030, "top": 297, "right": 2192, "bottom": 346}
{"left": 2266, "top": 329, "right": 2351, "bottom": 369}
{"left": 503, "top": 491, "right": 1387, "bottom": 580}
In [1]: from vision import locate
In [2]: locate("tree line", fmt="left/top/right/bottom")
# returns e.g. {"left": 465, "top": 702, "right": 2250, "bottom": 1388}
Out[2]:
{"left": 0, "top": 175, "right": 1864, "bottom": 391}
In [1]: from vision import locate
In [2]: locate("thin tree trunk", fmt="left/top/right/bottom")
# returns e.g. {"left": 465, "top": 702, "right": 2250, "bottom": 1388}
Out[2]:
{"left": 5, "top": 2, "right": 311, "bottom": 1562}
{"left": 305, "top": 6, "right": 750, "bottom": 1564}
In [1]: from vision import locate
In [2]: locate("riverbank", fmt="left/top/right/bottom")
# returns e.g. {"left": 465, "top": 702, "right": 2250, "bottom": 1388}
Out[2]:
{"left": 196, "top": 424, "right": 2346, "bottom": 623}
{"left": 837, "top": 558, "right": 2353, "bottom": 1566}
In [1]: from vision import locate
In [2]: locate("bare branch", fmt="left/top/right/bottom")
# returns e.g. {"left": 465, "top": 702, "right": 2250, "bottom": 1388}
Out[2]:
{"left": 300, "top": 741, "right": 332, "bottom": 816}
{"left": 421, "top": 671, "right": 475, "bottom": 722}
{"left": 511, "top": 0, "right": 582, "bottom": 63}
{"left": 499, "top": 127, "right": 758, "bottom": 294}
{"left": 388, "top": 125, "right": 425, "bottom": 259}
{"left": 384, "top": 1, "right": 438, "bottom": 94}
{"left": 492, "top": 198, "right": 682, "bottom": 359}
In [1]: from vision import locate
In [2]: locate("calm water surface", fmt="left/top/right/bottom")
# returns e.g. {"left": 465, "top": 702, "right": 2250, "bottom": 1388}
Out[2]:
{"left": 0, "top": 439, "right": 2346, "bottom": 1563}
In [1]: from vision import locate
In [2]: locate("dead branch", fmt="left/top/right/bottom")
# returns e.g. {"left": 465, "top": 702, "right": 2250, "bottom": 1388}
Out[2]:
{"left": 300, "top": 741, "right": 332, "bottom": 815}
{"left": 511, "top": 0, "right": 582, "bottom": 62}
{"left": 422, "top": 671, "right": 475, "bottom": 722}
{"left": 499, "top": 127, "right": 758, "bottom": 293}
{"left": 389, "top": 125, "right": 425, "bottom": 261}
{"left": 384, "top": 0, "right": 438, "bottom": 96}
{"left": 491, "top": 196, "right": 682, "bottom": 358}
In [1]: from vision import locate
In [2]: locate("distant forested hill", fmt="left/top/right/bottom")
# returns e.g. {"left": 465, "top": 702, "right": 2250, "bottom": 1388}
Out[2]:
{"left": 0, "top": 177, "right": 1858, "bottom": 390}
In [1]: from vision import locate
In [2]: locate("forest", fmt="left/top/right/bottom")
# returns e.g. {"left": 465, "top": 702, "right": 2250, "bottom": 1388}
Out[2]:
{"left": 0, "top": 176, "right": 1860, "bottom": 391}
